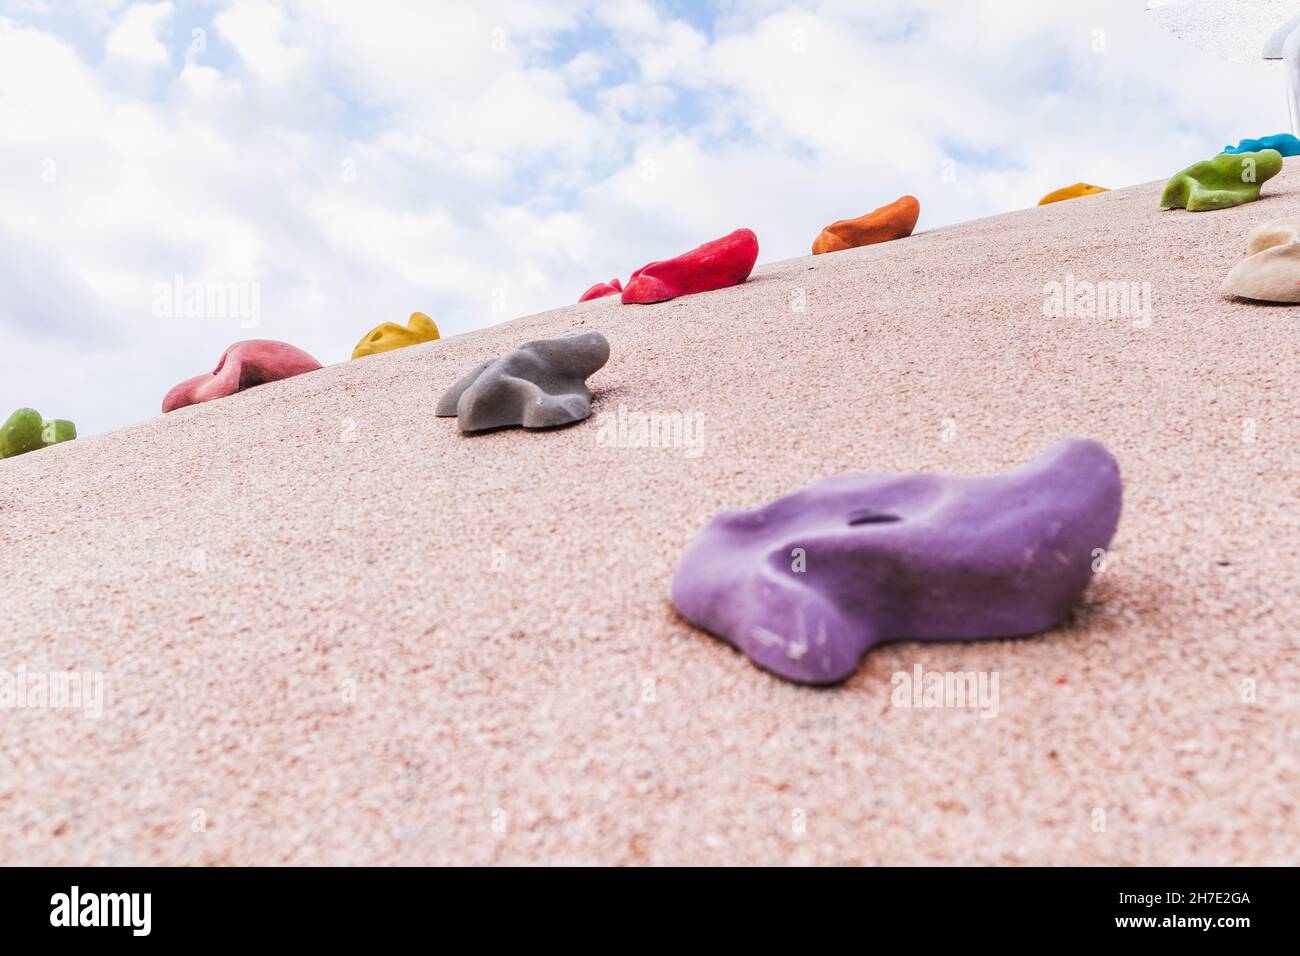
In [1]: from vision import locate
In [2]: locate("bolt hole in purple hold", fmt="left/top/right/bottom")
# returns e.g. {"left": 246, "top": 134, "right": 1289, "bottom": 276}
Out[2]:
{"left": 847, "top": 511, "right": 902, "bottom": 526}
{"left": 670, "top": 437, "right": 1122, "bottom": 685}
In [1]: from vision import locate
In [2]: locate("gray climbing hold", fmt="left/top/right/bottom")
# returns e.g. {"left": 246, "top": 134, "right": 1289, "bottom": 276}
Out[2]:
{"left": 436, "top": 331, "right": 610, "bottom": 432}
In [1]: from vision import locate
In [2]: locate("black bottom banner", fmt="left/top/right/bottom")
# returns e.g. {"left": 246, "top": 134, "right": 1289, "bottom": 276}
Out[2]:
{"left": 0, "top": 866, "right": 1283, "bottom": 944}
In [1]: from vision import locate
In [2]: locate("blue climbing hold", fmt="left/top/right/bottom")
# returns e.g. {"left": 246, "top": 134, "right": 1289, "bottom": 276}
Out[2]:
{"left": 1223, "top": 134, "right": 1300, "bottom": 156}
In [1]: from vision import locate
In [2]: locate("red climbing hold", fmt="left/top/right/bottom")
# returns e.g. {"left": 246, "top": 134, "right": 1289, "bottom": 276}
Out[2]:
{"left": 578, "top": 278, "right": 623, "bottom": 302}
{"left": 621, "top": 228, "right": 759, "bottom": 304}
{"left": 162, "top": 340, "right": 322, "bottom": 412}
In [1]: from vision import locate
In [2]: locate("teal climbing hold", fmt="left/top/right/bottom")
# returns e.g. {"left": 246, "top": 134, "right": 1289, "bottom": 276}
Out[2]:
{"left": 1160, "top": 149, "right": 1283, "bottom": 212}
{"left": 1222, "top": 134, "right": 1300, "bottom": 157}
{"left": 0, "top": 408, "right": 77, "bottom": 459}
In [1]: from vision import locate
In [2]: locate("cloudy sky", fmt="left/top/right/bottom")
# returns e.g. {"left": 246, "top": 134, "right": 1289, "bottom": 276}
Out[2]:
{"left": 0, "top": 0, "right": 1287, "bottom": 434}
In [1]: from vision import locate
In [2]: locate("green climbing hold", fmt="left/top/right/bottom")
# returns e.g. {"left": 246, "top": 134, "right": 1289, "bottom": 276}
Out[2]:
{"left": 1, "top": 408, "right": 77, "bottom": 459}
{"left": 1160, "top": 149, "right": 1283, "bottom": 212}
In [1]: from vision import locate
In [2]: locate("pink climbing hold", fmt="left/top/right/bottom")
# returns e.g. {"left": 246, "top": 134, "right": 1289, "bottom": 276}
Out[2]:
{"left": 162, "top": 340, "right": 322, "bottom": 412}
{"left": 578, "top": 278, "right": 623, "bottom": 302}
{"left": 621, "top": 228, "right": 759, "bottom": 304}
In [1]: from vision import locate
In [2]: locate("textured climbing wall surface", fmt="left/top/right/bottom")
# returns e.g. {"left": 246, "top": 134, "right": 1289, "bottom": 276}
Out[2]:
{"left": 0, "top": 167, "right": 1296, "bottom": 865}
{"left": 1148, "top": 0, "right": 1298, "bottom": 65}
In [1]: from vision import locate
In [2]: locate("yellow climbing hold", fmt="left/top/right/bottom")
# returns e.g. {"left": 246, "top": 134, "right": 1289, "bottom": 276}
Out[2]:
{"left": 351, "top": 312, "right": 440, "bottom": 360}
{"left": 1038, "top": 183, "right": 1109, "bottom": 205}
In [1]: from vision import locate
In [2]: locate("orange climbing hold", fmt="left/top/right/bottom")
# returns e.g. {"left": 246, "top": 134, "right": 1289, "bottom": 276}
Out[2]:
{"left": 811, "top": 195, "right": 920, "bottom": 255}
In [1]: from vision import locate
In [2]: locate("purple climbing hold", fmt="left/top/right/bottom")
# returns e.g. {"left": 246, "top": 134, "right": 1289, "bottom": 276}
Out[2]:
{"left": 670, "top": 438, "right": 1122, "bottom": 685}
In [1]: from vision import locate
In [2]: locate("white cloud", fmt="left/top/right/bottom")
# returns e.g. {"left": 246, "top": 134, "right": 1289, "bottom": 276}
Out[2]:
{"left": 0, "top": 0, "right": 1289, "bottom": 434}
{"left": 104, "top": 1, "right": 172, "bottom": 67}
{"left": 561, "top": 50, "right": 608, "bottom": 87}
{"left": 212, "top": 0, "right": 308, "bottom": 87}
